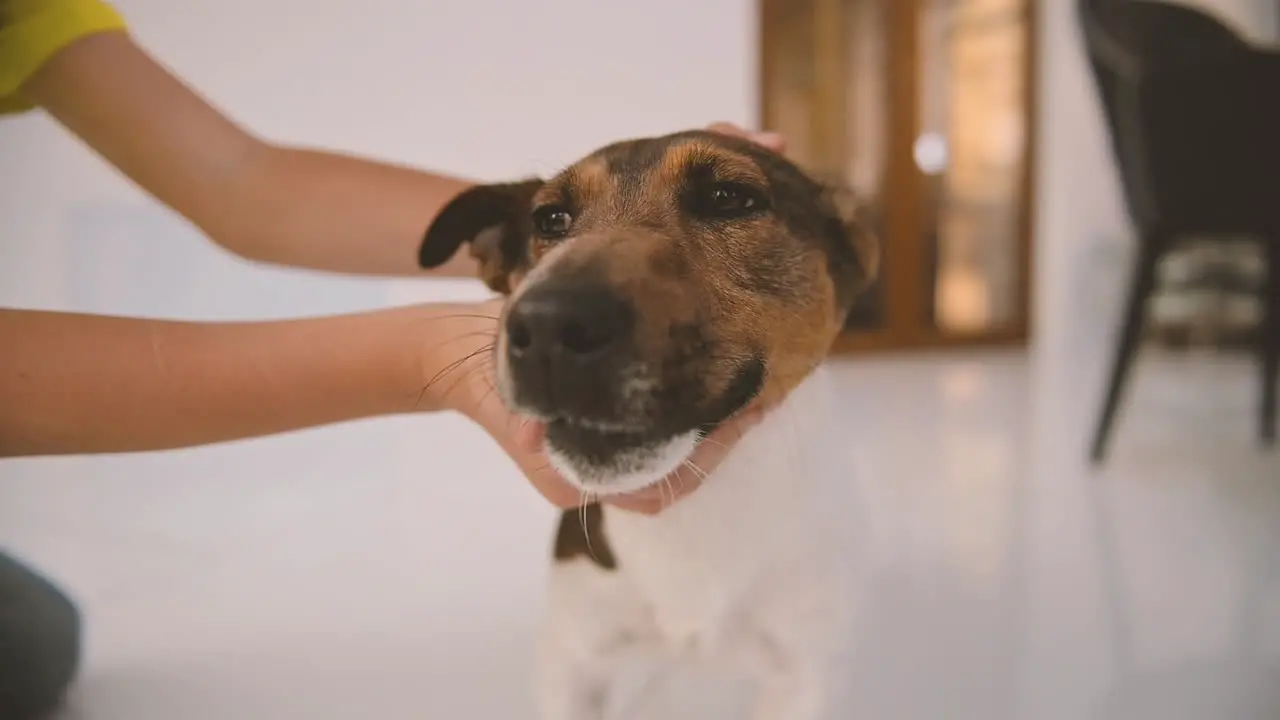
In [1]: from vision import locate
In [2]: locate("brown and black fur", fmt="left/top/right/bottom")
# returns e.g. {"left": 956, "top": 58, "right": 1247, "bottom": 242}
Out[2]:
{"left": 420, "top": 129, "right": 879, "bottom": 571}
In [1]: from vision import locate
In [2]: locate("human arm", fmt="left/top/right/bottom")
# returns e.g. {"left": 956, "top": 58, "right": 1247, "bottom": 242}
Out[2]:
{"left": 16, "top": 24, "right": 788, "bottom": 281}
{"left": 3, "top": 1, "right": 784, "bottom": 511}
{"left": 0, "top": 304, "right": 465, "bottom": 456}
{"left": 18, "top": 26, "right": 479, "bottom": 278}
{"left": 0, "top": 300, "right": 766, "bottom": 513}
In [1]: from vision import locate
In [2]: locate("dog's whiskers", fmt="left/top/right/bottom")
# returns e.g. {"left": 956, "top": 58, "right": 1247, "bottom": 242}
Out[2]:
{"left": 438, "top": 352, "right": 499, "bottom": 405}
{"left": 671, "top": 466, "right": 688, "bottom": 497}
{"left": 416, "top": 343, "right": 496, "bottom": 410}
{"left": 697, "top": 436, "right": 731, "bottom": 452}
{"left": 660, "top": 474, "right": 676, "bottom": 509}
{"left": 417, "top": 313, "right": 502, "bottom": 323}
{"left": 683, "top": 458, "right": 709, "bottom": 482}
{"left": 578, "top": 490, "right": 601, "bottom": 563}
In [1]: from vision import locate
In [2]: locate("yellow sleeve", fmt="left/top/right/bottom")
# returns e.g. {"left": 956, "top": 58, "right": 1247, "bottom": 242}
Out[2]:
{"left": 0, "top": 0, "right": 128, "bottom": 115}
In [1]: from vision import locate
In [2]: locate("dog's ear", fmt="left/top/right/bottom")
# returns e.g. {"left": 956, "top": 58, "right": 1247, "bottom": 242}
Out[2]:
{"left": 419, "top": 178, "right": 545, "bottom": 294}
{"left": 819, "top": 181, "right": 882, "bottom": 310}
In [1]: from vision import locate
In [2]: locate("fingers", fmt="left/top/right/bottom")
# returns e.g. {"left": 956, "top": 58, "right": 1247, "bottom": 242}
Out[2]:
{"left": 606, "top": 490, "right": 671, "bottom": 515}
{"left": 512, "top": 420, "right": 586, "bottom": 508}
{"left": 458, "top": 300, "right": 579, "bottom": 507}
{"left": 705, "top": 122, "right": 787, "bottom": 153}
{"left": 513, "top": 446, "right": 583, "bottom": 508}
{"left": 514, "top": 417, "right": 545, "bottom": 453}
{"left": 524, "top": 464, "right": 584, "bottom": 509}
{"left": 473, "top": 406, "right": 579, "bottom": 508}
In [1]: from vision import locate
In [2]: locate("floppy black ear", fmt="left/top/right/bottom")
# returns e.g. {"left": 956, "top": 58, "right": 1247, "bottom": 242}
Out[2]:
{"left": 419, "top": 178, "right": 545, "bottom": 294}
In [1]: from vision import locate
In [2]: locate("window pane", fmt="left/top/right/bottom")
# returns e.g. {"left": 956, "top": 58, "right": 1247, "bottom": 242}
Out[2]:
{"left": 842, "top": 0, "right": 892, "bottom": 332}
{"left": 918, "top": 0, "right": 1029, "bottom": 333}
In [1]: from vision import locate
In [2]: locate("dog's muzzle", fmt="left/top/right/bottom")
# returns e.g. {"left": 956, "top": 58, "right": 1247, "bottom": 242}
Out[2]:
{"left": 503, "top": 281, "right": 638, "bottom": 426}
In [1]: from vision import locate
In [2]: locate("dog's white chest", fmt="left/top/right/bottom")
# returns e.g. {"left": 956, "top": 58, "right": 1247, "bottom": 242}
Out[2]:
{"left": 605, "top": 507, "right": 756, "bottom": 656}
{"left": 600, "top": 368, "right": 865, "bottom": 658}
{"left": 537, "top": 368, "right": 874, "bottom": 720}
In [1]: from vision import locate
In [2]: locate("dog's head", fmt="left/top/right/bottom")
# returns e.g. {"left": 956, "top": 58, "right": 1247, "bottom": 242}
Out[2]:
{"left": 421, "top": 130, "right": 878, "bottom": 495}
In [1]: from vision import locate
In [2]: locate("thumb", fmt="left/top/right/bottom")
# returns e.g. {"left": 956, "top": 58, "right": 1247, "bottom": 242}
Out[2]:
{"left": 505, "top": 421, "right": 582, "bottom": 509}
{"left": 522, "top": 460, "right": 583, "bottom": 509}
{"left": 515, "top": 417, "right": 546, "bottom": 454}
{"left": 474, "top": 407, "right": 582, "bottom": 508}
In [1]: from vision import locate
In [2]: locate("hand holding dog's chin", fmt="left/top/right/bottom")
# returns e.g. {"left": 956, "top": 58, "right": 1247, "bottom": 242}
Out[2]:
{"left": 600, "top": 409, "right": 768, "bottom": 514}
{"left": 512, "top": 407, "right": 767, "bottom": 515}
{"left": 444, "top": 299, "right": 768, "bottom": 516}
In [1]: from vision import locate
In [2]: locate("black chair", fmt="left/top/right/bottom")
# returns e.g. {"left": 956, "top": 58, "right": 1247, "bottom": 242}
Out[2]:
{"left": 1077, "top": 0, "right": 1280, "bottom": 463}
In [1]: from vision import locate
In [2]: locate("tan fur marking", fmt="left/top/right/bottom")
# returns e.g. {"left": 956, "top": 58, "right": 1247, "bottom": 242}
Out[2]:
{"left": 487, "top": 131, "right": 877, "bottom": 445}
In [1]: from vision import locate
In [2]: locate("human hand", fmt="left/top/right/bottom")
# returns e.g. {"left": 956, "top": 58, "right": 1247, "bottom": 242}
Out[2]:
{"left": 427, "top": 123, "right": 785, "bottom": 514}
{"left": 705, "top": 122, "right": 787, "bottom": 153}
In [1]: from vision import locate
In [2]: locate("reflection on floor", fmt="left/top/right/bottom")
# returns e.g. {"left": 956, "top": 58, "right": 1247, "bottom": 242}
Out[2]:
{"left": 2, "top": 349, "right": 1277, "bottom": 720}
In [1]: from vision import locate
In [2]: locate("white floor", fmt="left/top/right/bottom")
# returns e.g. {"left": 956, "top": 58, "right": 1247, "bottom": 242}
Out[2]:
{"left": 3, "top": 343, "right": 1278, "bottom": 719}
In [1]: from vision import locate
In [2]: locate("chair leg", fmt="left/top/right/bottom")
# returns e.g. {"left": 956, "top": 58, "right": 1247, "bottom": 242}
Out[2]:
{"left": 1090, "top": 234, "right": 1164, "bottom": 464}
{"left": 1261, "top": 239, "right": 1279, "bottom": 445}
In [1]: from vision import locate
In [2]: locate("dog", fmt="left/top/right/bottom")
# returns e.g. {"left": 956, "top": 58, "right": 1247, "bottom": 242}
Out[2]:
{"left": 420, "top": 129, "right": 880, "bottom": 719}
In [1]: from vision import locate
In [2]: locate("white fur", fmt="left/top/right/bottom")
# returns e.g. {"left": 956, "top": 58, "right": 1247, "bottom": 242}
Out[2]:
{"left": 536, "top": 366, "right": 875, "bottom": 719}
{"left": 546, "top": 430, "right": 701, "bottom": 496}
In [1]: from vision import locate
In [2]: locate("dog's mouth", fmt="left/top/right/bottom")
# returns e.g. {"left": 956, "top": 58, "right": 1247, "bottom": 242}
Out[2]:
{"left": 529, "top": 358, "right": 766, "bottom": 496}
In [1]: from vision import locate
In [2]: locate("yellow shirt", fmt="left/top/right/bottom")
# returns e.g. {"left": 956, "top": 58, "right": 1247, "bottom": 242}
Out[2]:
{"left": 0, "top": 0, "right": 127, "bottom": 114}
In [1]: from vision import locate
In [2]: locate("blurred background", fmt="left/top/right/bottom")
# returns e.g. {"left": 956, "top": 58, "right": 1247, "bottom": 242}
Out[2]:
{"left": 1, "top": 0, "right": 1279, "bottom": 718}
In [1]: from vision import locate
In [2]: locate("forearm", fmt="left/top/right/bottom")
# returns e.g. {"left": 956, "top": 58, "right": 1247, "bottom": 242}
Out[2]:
{"left": 0, "top": 305, "right": 474, "bottom": 457}
{"left": 22, "top": 30, "right": 479, "bottom": 278}
{"left": 225, "top": 145, "right": 480, "bottom": 277}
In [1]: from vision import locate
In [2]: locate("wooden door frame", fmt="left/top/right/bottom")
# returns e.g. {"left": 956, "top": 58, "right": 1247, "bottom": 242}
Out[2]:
{"left": 758, "top": 0, "right": 1039, "bottom": 355}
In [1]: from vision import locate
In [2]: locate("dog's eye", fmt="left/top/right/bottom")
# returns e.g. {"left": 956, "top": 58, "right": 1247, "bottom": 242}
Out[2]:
{"left": 532, "top": 206, "right": 574, "bottom": 238}
{"left": 699, "top": 183, "right": 764, "bottom": 218}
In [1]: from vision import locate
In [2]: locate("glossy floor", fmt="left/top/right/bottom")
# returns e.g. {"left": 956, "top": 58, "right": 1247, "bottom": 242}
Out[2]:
{"left": 3, "top": 348, "right": 1278, "bottom": 720}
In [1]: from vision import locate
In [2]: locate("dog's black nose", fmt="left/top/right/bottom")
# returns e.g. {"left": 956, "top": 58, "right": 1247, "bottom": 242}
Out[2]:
{"left": 506, "top": 284, "right": 634, "bottom": 361}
